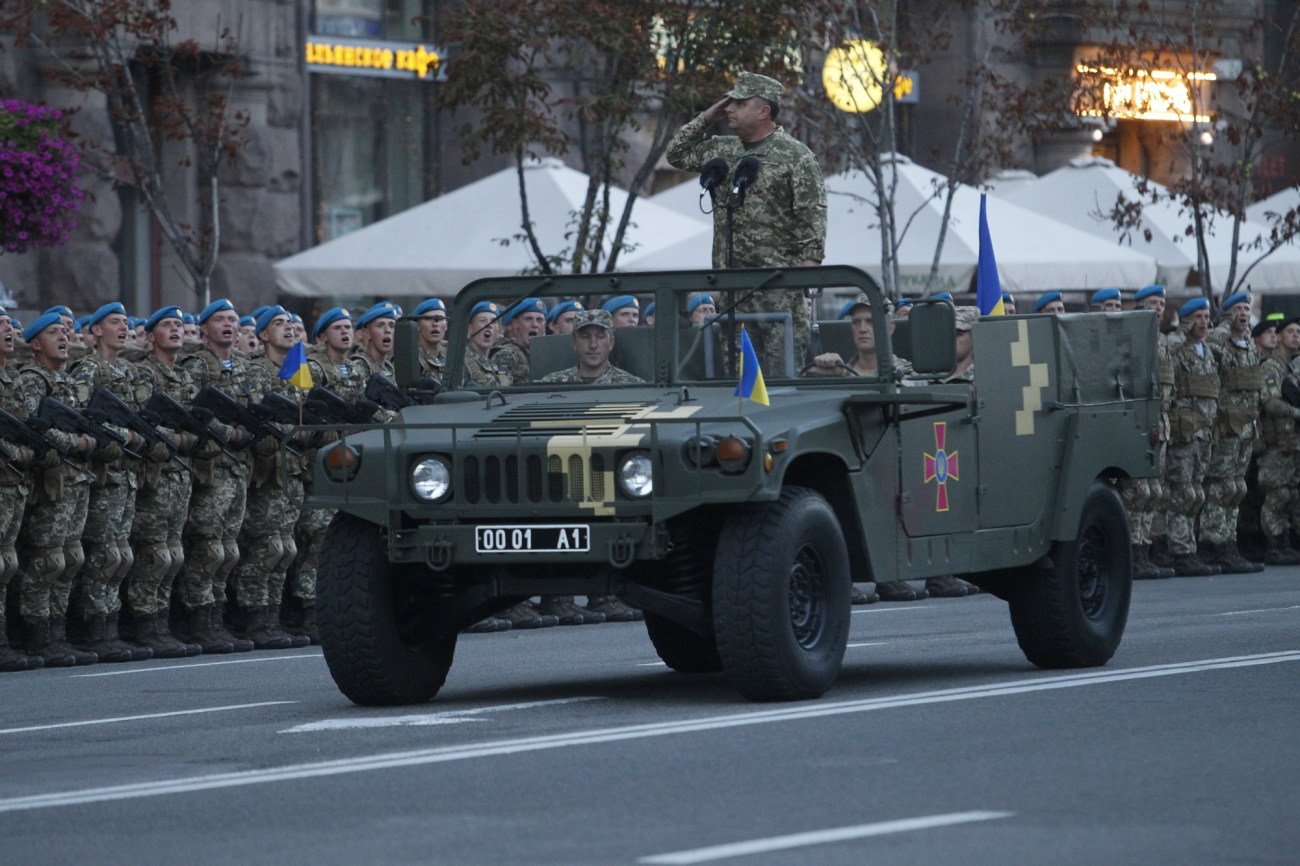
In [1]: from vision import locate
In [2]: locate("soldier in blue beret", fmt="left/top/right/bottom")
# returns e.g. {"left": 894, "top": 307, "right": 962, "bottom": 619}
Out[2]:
{"left": 494, "top": 298, "right": 548, "bottom": 383}
{"left": 687, "top": 294, "right": 717, "bottom": 325}
{"left": 464, "top": 301, "right": 511, "bottom": 388}
{"left": 354, "top": 302, "right": 401, "bottom": 380}
{"left": 601, "top": 295, "right": 640, "bottom": 328}
{"left": 1091, "top": 288, "right": 1122, "bottom": 311}
{"left": 411, "top": 299, "right": 449, "bottom": 383}
{"left": 1000, "top": 292, "right": 1016, "bottom": 315}
{"left": 642, "top": 301, "right": 656, "bottom": 327}
{"left": 546, "top": 300, "right": 585, "bottom": 335}
{"left": 1034, "top": 291, "right": 1065, "bottom": 314}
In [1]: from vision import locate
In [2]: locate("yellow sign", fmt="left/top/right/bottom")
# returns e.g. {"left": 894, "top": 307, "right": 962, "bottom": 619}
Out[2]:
{"left": 823, "top": 40, "right": 917, "bottom": 112}
{"left": 306, "top": 37, "right": 445, "bottom": 81}
{"left": 1076, "top": 64, "right": 1215, "bottom": 122}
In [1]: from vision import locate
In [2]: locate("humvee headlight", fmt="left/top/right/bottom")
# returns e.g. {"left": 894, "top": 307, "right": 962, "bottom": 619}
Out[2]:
{"left": 618, "top": 453, "right": 653, "bottom": 498}
{"left": 323, "top": 443, "right": 361, "bottom": 482}
{"left": 716, "top": 435, "right": 751, "bottom": 474}
{"left": 411, "top": 456, "right": 452, "bottom": 502}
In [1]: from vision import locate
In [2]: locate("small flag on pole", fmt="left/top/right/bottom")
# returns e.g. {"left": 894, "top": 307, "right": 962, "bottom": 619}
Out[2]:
{"left": 734, "top": 329, "right": 770, "bottom": 406}
{"left": 976, "top": 193, "right": 1006, "bottom": 317}
{"left": 278, "top": 341, "right": 314, "bottom": 390}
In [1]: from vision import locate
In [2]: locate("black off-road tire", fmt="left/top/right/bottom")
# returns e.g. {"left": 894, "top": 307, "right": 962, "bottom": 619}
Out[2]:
{"left": 712, "top": 486, "right": 851, "bottom": 701}
{"left": 644, "top": 612, "right": 723, "bottom": 673}
{"left": 1009, "top": 481, "right": 1132, "bottom": 668}
{"left": 317, "top": 513, "right": 456, "bottom": 706}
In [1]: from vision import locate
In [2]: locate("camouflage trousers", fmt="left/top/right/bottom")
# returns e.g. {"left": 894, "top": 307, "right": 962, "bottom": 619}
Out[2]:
{"left": 177, "top": 467, "right": 248, "bottom": 610}
{"left": 124, "top": 468, "right": 192, "bottom": 617}
{"left": 1257, "top": 448, "right": 1300, "bottom": 539}
{"left": 1120, "top": 442, "right": 1166, "bottom": 545}
{"left": 233, "top": 476, "right": 305, "bottom": 608}
{"left": 1164, "top": 436, "right": 1212, "bottom": 555}
{"left": 74, "top": 478, "right": 138, "bottom": 618}
{"left": 0, "top": 481, "right": 28, "bottom": 604}
{"left": 720, "top": 290, "right": 810, "bottom": 378}
{"left": 1199, "top": 435, "right": 1255, "bottom": 546}
{"left": 16, "top": 479, "right": 90, "bottom": 618}
{"left": 289, "top": 504, "right": 333, "bottom": 603}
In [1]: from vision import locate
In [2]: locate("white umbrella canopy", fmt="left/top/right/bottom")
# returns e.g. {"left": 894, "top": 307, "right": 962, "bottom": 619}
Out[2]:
{"left": 1001, "top": 157, "right": 1300, "bottom": 294}
{"left": 823, "top": 155, "right": 1158, "bottom": 294}
{"left": 274, "top": 158, "right": 707, "bottom": 298}
{"left": 1246, "top": 184, "right": 1300, "bottom": 225}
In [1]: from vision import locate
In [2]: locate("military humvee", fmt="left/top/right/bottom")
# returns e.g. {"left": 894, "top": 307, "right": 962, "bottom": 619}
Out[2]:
{"left": 311, "top": 266, "right": 1158, "bottom": 706}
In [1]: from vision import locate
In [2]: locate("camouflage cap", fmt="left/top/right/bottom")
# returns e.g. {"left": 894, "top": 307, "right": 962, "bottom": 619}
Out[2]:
{"left": 954, "top": 306, "right": 979, "bottom": 331}
{"left": 727, "top": 71, "right": 784, "bottom": 102}
{"left": 572, "top": 309, "right": 613, "bottom": 332}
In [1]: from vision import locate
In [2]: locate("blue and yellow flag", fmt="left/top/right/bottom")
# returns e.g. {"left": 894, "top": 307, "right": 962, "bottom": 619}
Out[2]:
{"left": 734, "top": 329, "right": 770, "bottom": 406}
{"left": 976, "top": 193, "right": 1005, "bottom": 317}
{"left": 278, "top": 341, "right": 314, "bottom": 391}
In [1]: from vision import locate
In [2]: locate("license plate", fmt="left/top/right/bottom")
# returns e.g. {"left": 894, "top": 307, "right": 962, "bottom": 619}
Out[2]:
{"left": 475, "top": 524, "right": 590, "bottom": 553}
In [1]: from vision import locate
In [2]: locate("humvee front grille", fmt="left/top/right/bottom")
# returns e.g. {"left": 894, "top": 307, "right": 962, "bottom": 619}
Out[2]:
{"left": 462, "top": 453, "right": 607, "bottom": 505}
{"left": 472, "top": 402, "right": 655, "bottom": 439}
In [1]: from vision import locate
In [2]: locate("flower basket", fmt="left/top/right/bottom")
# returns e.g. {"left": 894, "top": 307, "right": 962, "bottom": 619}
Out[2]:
{"left": 0, "top": 100, "right": 84, "bottom": 254}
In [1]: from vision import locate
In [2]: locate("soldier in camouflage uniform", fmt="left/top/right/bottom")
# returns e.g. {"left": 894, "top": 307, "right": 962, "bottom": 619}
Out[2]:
{"left": 175, "top": 299, "right": 260, "bottom": 654}
{"left": 235, "top": 306, "right": 312, "bottom": 650}
{"left": 67, "top": 302, "right": 160, "bottom": 662}
{"left": 1200, "top": 293, "right": 1265, "bottom": 573}
{"left": 352, "top": 301, "right": 401, "bottom": 381}
{"left": 1255, "top": 316, "right": 1300, "bottom": 564}
{"left": 15, "top": 312, "right": 100, "bottom": 665}
{"left": 1165, "top": 298, "right": 1222, "bottom": 577}
{"left": 124, "top": 305, "right": 202, "bottom": 658}
{"left": 668, "top": 71, "right": 826, "bottom": 375}
{"left": 411, "top": 298, "right": 449, "bottom": 384}
{"left": 492, "top": 297, "right": 547, "bottom": 383}
{"left": 463, "top": 301, "right": 512, "bottom": 388}
{"left": 1122, "top": 285, "right": 1175, "bottom": 579}
{"left": 547, "top": 300, "right": 584, "bottom": 336}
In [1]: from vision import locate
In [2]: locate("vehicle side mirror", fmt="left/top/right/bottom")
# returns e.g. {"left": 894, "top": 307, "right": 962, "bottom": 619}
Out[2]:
{"left": 906, "top": 302, "right": 956, "bottom": 376}
{"left": 393, "top": 317, "right": 420, "bottom": 388}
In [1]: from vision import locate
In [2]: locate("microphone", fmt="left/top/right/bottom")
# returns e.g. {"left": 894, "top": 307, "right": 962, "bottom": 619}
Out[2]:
{"left": 699, "top": 158, "right": 729, "bottom": 195}
{"left": 731, "top": 156, "right": 759, "bottom": 197}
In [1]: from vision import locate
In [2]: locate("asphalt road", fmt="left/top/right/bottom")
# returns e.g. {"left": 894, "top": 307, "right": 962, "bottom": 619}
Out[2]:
{"left": 1, "top": 571, "right": 1297, "bottom": 866}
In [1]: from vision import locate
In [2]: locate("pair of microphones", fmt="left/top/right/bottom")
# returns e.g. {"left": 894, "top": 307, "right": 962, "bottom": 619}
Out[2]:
{"left": 700, "top": 157, "right": 760, "bottom": 200}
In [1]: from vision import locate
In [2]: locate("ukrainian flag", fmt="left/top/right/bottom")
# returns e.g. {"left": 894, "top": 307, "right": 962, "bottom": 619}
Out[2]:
{"left": 278, "top": 341, "right": 314, "bottom": 390}
{"left": 976, "top": 193, "right": 1005, "bottom": 317}
{"left": 734, "top": 329, "right": 769, "bottom": 406}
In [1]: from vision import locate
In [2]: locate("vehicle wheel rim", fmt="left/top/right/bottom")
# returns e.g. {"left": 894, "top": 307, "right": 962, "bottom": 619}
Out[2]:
{"left": 1077, "top": 521, "right": 1108, "bottom": 619}
{"left": 788, "top": 544, "right": 826, "bottom": 649}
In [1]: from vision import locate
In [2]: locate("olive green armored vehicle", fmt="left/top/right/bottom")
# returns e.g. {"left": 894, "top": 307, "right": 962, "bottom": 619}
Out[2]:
{"left": 311, "top": 266, "right": 1158, "bottom": 706}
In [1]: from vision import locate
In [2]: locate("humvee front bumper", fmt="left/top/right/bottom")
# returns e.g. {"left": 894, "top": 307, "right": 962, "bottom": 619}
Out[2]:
{"left": 389, "top": 519, "right": 656, "bottom": 571}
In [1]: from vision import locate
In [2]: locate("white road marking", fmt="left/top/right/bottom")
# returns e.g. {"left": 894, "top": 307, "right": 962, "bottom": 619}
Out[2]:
{"left": 3, "top": 650, "right": 1296, "bottom": 814}
{"left": 637, "top": 811, "right": 1014, "bottom": 864}
{"left": 1212, "top": 605, "right": 1300, "bottom": 617}
{"left": 0, "top": 702, "right": 299, "bottom": 736}
{"left": 72, "top": 653, "right": 319, "bottom": 678}
{"left": 846, "top": 642, "right": 886, "bottom": 648}
{"left": 638, "top": 661, "right": 669, "bottom": 667}
{"left": 852, "top": 607, "right": 927, "bottom": 614}
{"left": 279, "top": 697, "right": 604, "bottom": 733}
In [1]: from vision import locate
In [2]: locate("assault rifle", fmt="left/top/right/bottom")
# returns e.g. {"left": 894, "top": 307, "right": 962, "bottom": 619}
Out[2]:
{"left": 0, "top": 405, "right": 77, "bottom": 472}
{"left": 364, "top": 373, "right": 441, "bottom": 412}
{"left": 88, "top": 387, "right": 191, "bottom": 475}
{"left": 304, "top": 386, "right": 379, "bottom": 427}
{"left": 193, "top": 385, "right": 300, "bottom": 456}
{"left": 38, "top": 396, "right": 142, "bottom": 460}
{"left": 144, "top": 391, "right": 237, "bottom": 461}
{"left": 261, "top": 391, "right": 330, "bottom": 428}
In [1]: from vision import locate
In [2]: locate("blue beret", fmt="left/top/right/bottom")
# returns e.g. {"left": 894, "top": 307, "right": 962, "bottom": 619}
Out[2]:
{"left": 145, "top": 305, "right": 185, "bottom": 331}
{"left": 1135, "top": 284, "right": 1165, "bottom": 301}
{"left": 250, "top": 305, "right": 272, "bottom": 321}
{"left": 239, "top": 315, "right": 255, "bottom": 328}
{"left": 289, "top": 312, "right": 303, "bottom": 325}
{"left": 0, "top": 305, "right": 7, "bottom": 318}
{"left": 931, "top": 292, "right": 954, "bottom": 304}
{"left": 501, "top": 297, "right": 547, "bottom": 326}
{"left": 255, "top": 305, "right": 289, "bottom": 334}
{"left": 43, "top": 305, "right": 73, "bottom": 321}
{"left": 182, "top": 313, "right": 196, "bottom": 325}
{"left": 198, "top": 298, "right": 237, "bottom": 325}
{"left": 311, "top": 306, "right": 352, "bottom": 340}
{"left": 546, "top": 300, "right": 584, "bottom": 322}
{"left": 1034, "top": 291, "right": 1063, "bottom": 312}
{"left": 89, "top": 302, "right": 127, "bottom": 328}
{"left": 412, "top": 298, "right": 447, "bottom": 318}
{"left": 687, "top": 295, "right": 716, "bottom": 314}
{"left": 1180, "top": 297, "right": 1210, "bottom": 317}
{"left": 1090, "top": 288, "right": 1120, "bottom": 306}
{"left": 644, "top": 301, "right": 656, "bottom": 319}
{"left": 75, "top": 315, "right": 91, "bottom": 331}
{"left": 469, "top": 301, "right": 501, "bottom": 319}
{"left": 897, "top": 297, "right": 914, "bottom": 308}
{"left": 1220, "top": 292, "right": 1249, "bottom": 311}
{"left": 601, "top": 295, "right": 639, "bottom": 314}
{"left": 837, "top": 300, "right": 858, "bottom": 319}
{"left": 23, "top": 311, "right": 63, "bottom": 342}
{"left": 356, "top": 302, "right": 400, "bottom": 329}
{"left": 1000, "top": 292, "right": 1015, "bottom": 305}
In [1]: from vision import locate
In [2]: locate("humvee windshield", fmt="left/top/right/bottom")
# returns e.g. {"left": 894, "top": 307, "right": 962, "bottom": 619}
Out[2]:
{"left": 443, "top": 269, "right": 901, "bottom": 390}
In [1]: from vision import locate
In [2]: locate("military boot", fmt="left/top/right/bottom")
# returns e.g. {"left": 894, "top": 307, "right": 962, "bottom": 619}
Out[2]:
{"left": 850, "top": 584, "right": 879, "bottom": 605}
{"left": 180, "top": 605, "right": 234, "bottom": 654}
{"left": 584, "top": 595, "right": 643, "bottom": 622}
{"left": 1262, "top": 536, "right": 1300, "bottom": 566}
{"left": 271, "top": 603, "right": 310, "bottom": 648}
{"left": 1171, "top": 552, "right": 1220, "bottom": 577}
{"left": 235, "top": 606, "right": 293, "bottom": 650}
{"left": 110, "top": 613, "right": 153, "bottom": 661}
{"left": 535, "top": 595, "right": 605, "bottom": 626}
{"left": 21, "top": 616, "right": 76, "bottom": 668}
{"left": 925, "top": 575, "right": 976, "bottom": 597}
{"left": 464, "top": 615, "right": 512, "bottom": 633}
{"left": 132, "top": 611, "right": 192, "bottom": 659}
{"left": 49, "top": 617, "right": 98, "bottom": 665}
{"left": 1132, "top": 544, "right": 1174, "bottom": 580}
{"left": 497, "top": 601, "right": 557, "bottom": 629}
{"left": 1148, "top": 538, "right": 1176, "bottom": 569}
{"left": 875, "top": 580, "right": 927, "bottom": 602}
{"left": 1209, "top": 542, "right": 1265, "bottom": 575}
{"left": 301, "top": 602, "right": 320, "bottom": 645}
{"left": 76, "top": 615, "right": 138, "bottom": 664}
{"left": 0, "top": 615, "right": 35, "bottom": 672}
{"left": 210, "top": 605, "right": 253, "bottom": 653}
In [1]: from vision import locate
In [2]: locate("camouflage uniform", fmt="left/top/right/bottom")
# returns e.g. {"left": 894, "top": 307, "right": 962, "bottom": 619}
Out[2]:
{"left": 1164, "top": 338, "right": 1219, "bottom": 561}
{"left": 491, "top": 338, "right": 531, "bottom": 384}
{"left": 539, "top": 365, "right": 644, "bottom": 385}
{"left": 1199, "top": 334, "right": 1263, "bottom": 569}
{"left": 464, "top": 350, "right": 512, "bottom": 388}
{"left": 1256, "top": 351, "right": 1300, "bottom": 557}
{"left": 668, "top": 111, "right": 826, "bottom": 374}
{"left": 1122, "top": 339, "right": 1175, "bottom": 576}
{"left": 419, "top": 345, "right": 447, "bottom": 384}
{"left": 0, "top": 363, "right": 31, "bottom": 660}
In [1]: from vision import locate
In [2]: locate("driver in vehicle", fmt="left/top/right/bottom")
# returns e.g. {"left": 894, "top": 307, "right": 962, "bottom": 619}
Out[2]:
{"left": 805, "top": 294, "right": 912, "bottom": 379}
{"left": 539, "top": 310, "right": 644, "bottom": 385}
